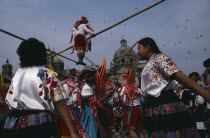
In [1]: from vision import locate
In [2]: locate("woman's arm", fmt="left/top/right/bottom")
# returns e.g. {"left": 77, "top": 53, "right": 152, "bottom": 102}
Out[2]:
{"left": 54, "top": 100, "right": 80, "bottom": 138}
{"left": 173, "top": 71, "right": 210, "bottom": 103}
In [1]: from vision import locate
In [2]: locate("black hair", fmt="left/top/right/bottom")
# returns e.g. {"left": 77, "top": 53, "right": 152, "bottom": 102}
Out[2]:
{"left": 17, "top": 38, "right": 47, "bottom": 67}
{"left": 138, "top": 37, "right": 162, "bottom": 54}
{"left": 203, "top": 58, "right": 210, "bottom": 68}
{"left": 189, "top": 72, "right": 199, "bottom": 78}
{"left": 79, "top": 66, "right": 97, "bottom": 81}
{"left": 69, "top": 68, "right": 77, "bottom": 77}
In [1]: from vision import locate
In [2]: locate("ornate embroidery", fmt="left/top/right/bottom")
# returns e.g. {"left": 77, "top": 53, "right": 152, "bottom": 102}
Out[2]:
{"left": 142, "top": 54, "right": 180, "bottom": 85}
{"left": 9, "top": 91, "right": 13, "bottom": 94}
{"left": 144, "top": 102, "right": 188, "bottom": 117}
{"left": 4, "top": 112, "right": 53, "bottom": 129}
{"left": 144, "top": 127, "right": 200, "bottom": 138}
{"left": 37, "top": 69, "right": 48, "bottom": 81}
{"left": 39, "top": 91, "right": 43, "bottom": 96}
{"left": 37, "top": 69, "right": 66, "bottom": 102}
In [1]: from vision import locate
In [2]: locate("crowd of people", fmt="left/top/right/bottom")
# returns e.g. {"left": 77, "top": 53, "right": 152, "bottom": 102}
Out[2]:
{"left": 0, "top": 37, "right": 209, "bottom": 138}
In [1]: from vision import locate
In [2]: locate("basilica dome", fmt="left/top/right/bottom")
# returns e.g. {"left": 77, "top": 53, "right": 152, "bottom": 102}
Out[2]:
{"left": 111, "top": 39, "right": 138, "bottom": 66}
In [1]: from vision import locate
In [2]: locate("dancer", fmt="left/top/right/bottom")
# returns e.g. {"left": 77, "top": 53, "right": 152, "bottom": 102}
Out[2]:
{"left": 62, "top": 68, "right": 88, "bottom": 138}
{"left": 120, "top": 69, "right": 143, "bottom": 138}
{"left": 70, "top": 16, "right": 95, "bottom": 65}
{"left": 95, "top": 58, "right": 119, "bottom": 138}
{"left": 78, "top": 66, "right": 104, "bottom": 138}
{"left": 137, "top": 37, "right": 210, "bottom": 137}
{"left": 1, "top": 38, "right": 79, "bottom": 138}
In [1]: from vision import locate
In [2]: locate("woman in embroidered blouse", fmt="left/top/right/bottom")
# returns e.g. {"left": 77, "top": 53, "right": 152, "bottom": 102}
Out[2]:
{"left": 137, "top": 37, "right": 210, "bottom": 137}
{"left": 1, "top": 38, "right": 79, "bottom": 138}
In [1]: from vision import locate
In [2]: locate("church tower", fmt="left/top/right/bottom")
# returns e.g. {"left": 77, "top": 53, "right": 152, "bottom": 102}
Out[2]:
{"left": 2, "top": 59, "right": 13, "bottom": 78}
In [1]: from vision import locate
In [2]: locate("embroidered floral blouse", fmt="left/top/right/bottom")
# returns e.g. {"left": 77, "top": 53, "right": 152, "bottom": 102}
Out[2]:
{"left": 5, "top": 66, "right": 68, "bottom": 112}
{"left": 141, "top": 54, "right": 180, "bottom": 97}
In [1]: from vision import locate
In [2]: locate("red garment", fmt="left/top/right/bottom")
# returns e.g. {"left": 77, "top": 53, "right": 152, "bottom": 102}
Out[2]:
{"left": 95, "top": 76, "right": 116, "bottom": 99}
{"left": 105, "top": 106, "right": 114, "bottom": 128}
{"left": 122, "top": 106, "right": 142, "bottom": 129}
{"left": 62, "top": 78, "right": 80, "bottom": 96}
{"left": 74, "top": 35, "right": 87, "bottom": 50}
{"left": 88, "top": 96, "right": 105, "bottom": 134}
{"left": 53, "top": 106, "right": 88, "bottom": 138}
{"left": 61, "top": 79, "right": 83, "bottom": 115}
{"left": 61, "top": 79, "right": 87, "bottom": 137}
{"left": 120, "top": 81, "right": 140, "bottom": 106}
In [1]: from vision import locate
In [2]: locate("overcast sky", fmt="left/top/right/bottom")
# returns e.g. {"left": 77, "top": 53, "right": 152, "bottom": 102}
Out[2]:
{"left": 0, "top": 0, "right": 209, "bottom": 76}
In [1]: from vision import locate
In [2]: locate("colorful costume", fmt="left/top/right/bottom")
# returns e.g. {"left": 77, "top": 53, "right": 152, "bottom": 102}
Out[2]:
{"left": 70, "top": 16, "right": 94, "bottom": 65}
{"left": 120, "top": 69, "right": 143, "bottom": 130}
{"left": 1, "top": 67, "right": 68, "bottom": 137}
{"left": 78, "top": 66, "right": 104, "bottom": 138}
{"left": 141, "top": 54, "right": 200, "bottom": 137}
{"left": 95, "top": 58, "right": 119, "bottom": 130}
{"left": 62, "top": 76, "right": 88, "bottom": 138}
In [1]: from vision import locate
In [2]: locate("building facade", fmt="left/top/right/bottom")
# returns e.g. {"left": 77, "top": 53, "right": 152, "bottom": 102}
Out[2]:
{"left": 108, "top": 39, "right": 147, "bottom": 87}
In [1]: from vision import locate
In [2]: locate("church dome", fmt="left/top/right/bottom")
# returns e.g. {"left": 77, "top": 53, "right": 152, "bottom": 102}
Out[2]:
{"left": 113, "top": 39, "right": 138, "bottom": 61}
{"left": 53, "top": 56, "right": 64, "bottom": 64}
{"left": 113, "top": 46, "right": 137, "bottom": 60}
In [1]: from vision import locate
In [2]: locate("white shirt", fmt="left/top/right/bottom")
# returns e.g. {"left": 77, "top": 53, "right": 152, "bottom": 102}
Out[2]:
{"left": 73, "top": 24, "right": 93, "bottom": 38}
{"left": 62, "top": 79, "right": 80, "bottom": 106}
{"left": 81, "top": 83, "right": 94, "bottom": 97}
{"left": 104, "top": 90, "right": 119, "bottom": 106}
{"left": 195, "top": 94, "right": 205, "bottom": 106}
{"left": 120, "top": 86, "right": 141, "bottom": 106}
{"left": 141, "top": 54, "right": 180, "bottom": 97}
{"left": 5, "top": 67, "right": 68, "bottom": 113}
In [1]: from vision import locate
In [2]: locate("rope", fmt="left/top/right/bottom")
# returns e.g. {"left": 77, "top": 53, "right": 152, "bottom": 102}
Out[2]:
{"left": 47, "top": 0, "right": 165, "bottom": 59}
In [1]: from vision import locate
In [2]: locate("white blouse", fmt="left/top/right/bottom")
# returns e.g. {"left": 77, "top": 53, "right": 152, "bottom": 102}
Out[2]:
{"left": 63, "top": 83, "right": 80, "bottom": 107}
{"left": 141, "top": 54, "right": 180, "bottom": 97}
{"left": 81, "top": 83, "right": 94, "bottom": 97}
{"left": 5, "top": 66, "right": 68, "bottom": 113}
{"left": 73, "top": 24, "right": 93, "bottom": 38}
{"left": 120, "top": 86, "right": 141, "bottom": 106}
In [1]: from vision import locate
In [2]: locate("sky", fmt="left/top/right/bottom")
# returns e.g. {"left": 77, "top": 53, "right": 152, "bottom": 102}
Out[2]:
{"left": 0, "top": 0, "right": 209, "bottom": 76}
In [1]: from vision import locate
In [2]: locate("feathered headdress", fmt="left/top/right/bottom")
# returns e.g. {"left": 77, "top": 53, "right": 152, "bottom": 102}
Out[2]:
{"left": 96, "top": 58, "right": 106, "bottom": 80}
{"left": 121, "top": 69, "right": 139, "bottom": 106}
{"left": 96, "top": 58, "right": 113, "bottom": 98}
{"left": 123, "top": 69, "right": 135, "bottom": 84}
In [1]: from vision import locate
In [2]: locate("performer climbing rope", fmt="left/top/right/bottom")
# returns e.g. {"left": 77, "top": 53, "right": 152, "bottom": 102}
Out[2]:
{"left": 70, "top": 16, "right": 95, "bottom": 66}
